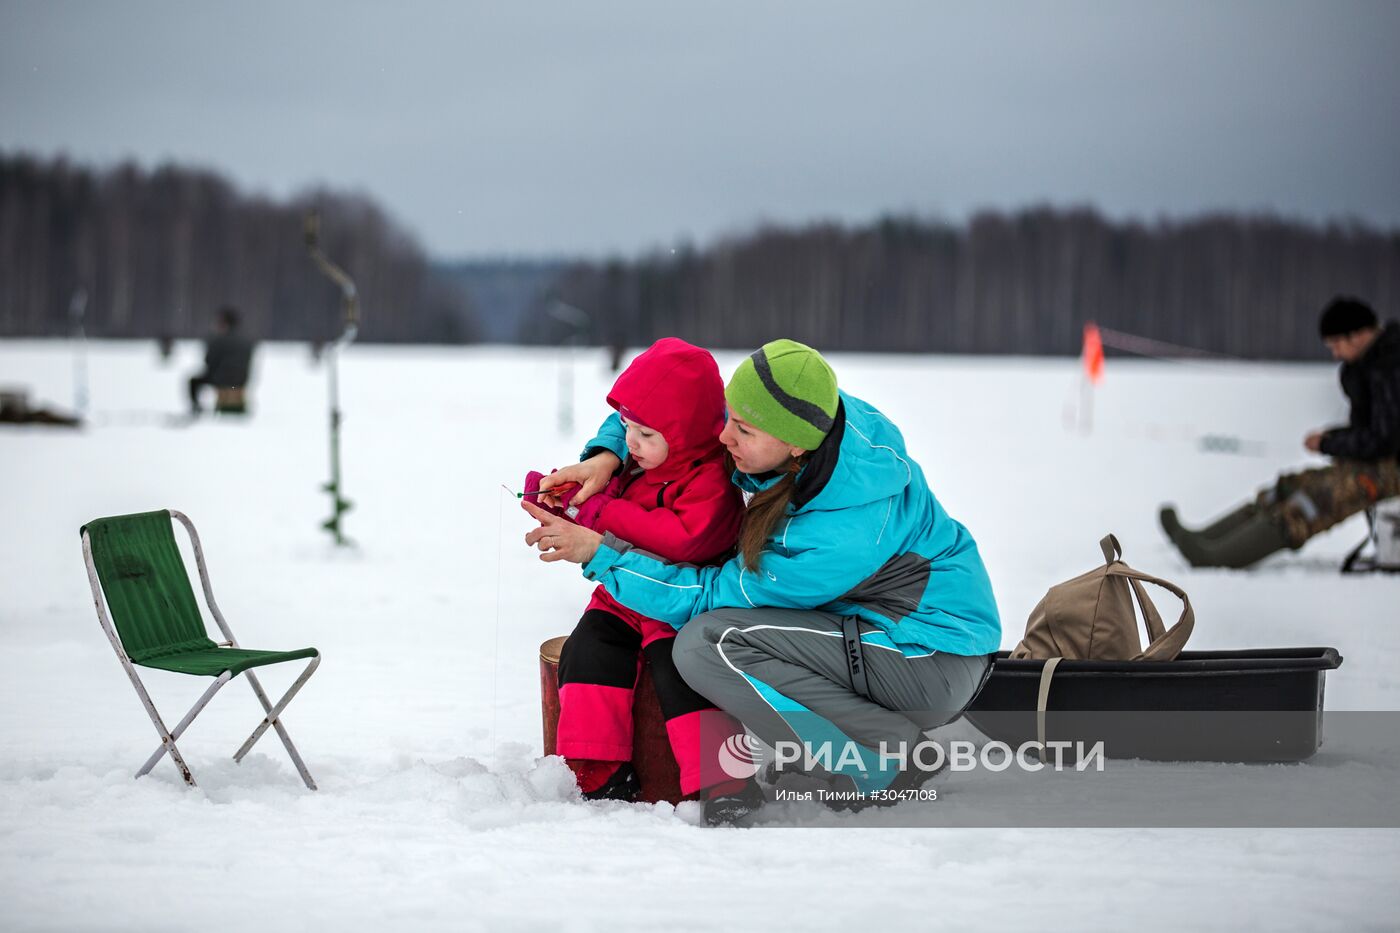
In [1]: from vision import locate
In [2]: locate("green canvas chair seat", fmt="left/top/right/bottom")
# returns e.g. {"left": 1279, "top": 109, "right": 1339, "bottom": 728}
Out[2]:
{"left": 136, "top": 646, "right": 321, "bottom": 677}
{"left": 82, "top": 509, "right": 320, "bottom": 789}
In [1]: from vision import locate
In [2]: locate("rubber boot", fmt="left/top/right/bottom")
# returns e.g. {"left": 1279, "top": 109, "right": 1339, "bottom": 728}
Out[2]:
{"left": 1160, "top": 501, "right": 1260, "bottom": 566}
{"left": 1160, "top": 506, "right": 1214, "bottom": 566}
{"left": 1203, "top": 509, "right": 1292, "bottom": 568}
{"left": 1197, "top": 502, "right": 1262, "bottom": 539}
{"left": 1163, "top": 506, "right": 1290, "bottom": 569}
{"left": 1160, "top": 501, "right": 1259, "bottom": 541}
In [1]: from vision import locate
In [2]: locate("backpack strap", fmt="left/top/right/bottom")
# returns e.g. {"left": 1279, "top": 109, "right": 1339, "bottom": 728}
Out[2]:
{"left": 1106, "top": 565, "right": 1195, "bottom": 660}
{"left": 1102, "top": 532, "right": 1178, "bottom": 652}
{"left": 1035, "top": 656, "right": 1062, "bottom": 760}
{"left": 1127, "top": 577, "right": 1168, "bottom": 643}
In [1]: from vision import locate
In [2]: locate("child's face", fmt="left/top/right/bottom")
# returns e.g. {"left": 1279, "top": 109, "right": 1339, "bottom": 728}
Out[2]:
{"left": 623, "top": 417, "right": 669, "bottom": 470}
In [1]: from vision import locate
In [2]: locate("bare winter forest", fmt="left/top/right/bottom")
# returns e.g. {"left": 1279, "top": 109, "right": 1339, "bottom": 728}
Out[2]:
{"left": 5, "top": 152, "right": 1397, "bottom": 358}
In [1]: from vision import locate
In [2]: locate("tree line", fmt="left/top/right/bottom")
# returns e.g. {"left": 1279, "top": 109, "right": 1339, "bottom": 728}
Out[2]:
{"left": 6, "top": 151, "right": 1397, "bottom": 360}
{"left": 526, "top": 210, "right": 1400, "bottom": 360}
{"left": 0, "top": 152, "right": 478, "bottom": 343}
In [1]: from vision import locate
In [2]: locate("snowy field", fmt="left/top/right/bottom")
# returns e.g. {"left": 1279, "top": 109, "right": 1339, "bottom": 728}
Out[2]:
{"left": 2, "top": 339, "right": 1398, "bottom": 931}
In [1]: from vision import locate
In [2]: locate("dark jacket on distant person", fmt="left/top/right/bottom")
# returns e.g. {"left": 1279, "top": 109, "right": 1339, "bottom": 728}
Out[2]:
{"left": 202, "top": 333, "right": 255, "bottom": 387}
{"left": 1321, "top": 320, "right": 1400, "bottom": 462}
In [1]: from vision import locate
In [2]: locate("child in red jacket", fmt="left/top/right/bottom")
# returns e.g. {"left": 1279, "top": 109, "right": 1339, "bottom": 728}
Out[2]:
{"left": 525, "top": 338, "right": 748, "bottom": 802}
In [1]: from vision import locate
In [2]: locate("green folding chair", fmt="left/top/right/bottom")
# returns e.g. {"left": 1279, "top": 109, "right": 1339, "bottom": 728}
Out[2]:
{"left": 81, "top": 509, "right": 320, "bottom": 789}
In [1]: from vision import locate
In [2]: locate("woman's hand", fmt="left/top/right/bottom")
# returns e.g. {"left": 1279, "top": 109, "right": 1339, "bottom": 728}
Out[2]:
{"left": 522, "top": 501, "right": 603, "bottom": 564}
{"left": 536, "top": 452, "right": 621, "bottom": 508}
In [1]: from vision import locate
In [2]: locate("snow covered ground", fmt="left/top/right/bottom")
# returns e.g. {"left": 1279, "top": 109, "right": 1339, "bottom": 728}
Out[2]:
{"left": 2, "top": 339, "right": 1398, "bottom": 931}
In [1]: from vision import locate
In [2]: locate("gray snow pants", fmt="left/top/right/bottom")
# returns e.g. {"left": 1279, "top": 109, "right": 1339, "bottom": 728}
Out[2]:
{"left": 672, "top": 607, "right": 991, "bottom": 784}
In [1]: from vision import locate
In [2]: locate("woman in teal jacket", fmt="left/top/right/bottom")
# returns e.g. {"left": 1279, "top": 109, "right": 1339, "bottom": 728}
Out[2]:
{"left": 524, "top": 339, "right": 1000, "bottom": 823}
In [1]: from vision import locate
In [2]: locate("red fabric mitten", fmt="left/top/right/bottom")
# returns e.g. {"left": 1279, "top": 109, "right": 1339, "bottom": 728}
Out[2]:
{"left": 522, "top": 470, "right": 574, "bottom": 521}
{"left": 567, "top": 476, "right": 620, "bottom": 529}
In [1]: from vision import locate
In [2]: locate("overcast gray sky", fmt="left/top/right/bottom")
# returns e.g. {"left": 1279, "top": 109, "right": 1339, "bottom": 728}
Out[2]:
{"left": 2, "top": 1, "right": 1398, "bottom": 258}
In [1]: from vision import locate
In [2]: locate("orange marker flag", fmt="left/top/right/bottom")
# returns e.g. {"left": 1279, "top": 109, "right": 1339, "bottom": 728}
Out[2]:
{"left": 1082, "top": 322, "right": 1105, "bottom": 384}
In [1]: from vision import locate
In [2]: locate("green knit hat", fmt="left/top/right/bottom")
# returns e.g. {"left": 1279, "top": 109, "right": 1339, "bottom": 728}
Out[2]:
{"left": 725, "top": 339, "right": 838, "bottom": 450}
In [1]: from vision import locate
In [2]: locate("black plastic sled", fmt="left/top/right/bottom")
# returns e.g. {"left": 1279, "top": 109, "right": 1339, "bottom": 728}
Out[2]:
{"left": 962, "top": 647, "right": 1342, "bottom": 763}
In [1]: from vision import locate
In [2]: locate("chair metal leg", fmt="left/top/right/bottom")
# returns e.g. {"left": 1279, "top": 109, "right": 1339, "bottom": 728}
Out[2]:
{"left": 131, "top": 672, "right": 197, "bottom": 788}
{"left": 137, "top": 671, "right": 233, "bottom": 780}
{"left": 268, "top": 710, "right": 317, "bottom": 791}
{"left": 85, "top": 529, "right": 203, "bottom": 788}
{"left": 234, "top": 656, "right": 321, "bottom": 790}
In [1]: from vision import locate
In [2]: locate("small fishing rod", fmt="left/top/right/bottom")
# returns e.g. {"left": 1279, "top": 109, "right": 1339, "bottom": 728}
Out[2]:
{"left": 502, "top": 482, "right": 580, "bottom": 499}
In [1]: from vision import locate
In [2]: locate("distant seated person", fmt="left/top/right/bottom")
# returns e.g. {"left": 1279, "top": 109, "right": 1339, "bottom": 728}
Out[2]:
{"left": 188, "top": 305, "right": 255, "bottom": 415}
{"left": 1161, "top": 296, "right": 1400, "bottom": 568}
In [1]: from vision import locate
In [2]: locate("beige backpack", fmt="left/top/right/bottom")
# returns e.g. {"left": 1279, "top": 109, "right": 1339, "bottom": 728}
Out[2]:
{"left": 1012, "top": 535, "right": 1194, "bottom": 739}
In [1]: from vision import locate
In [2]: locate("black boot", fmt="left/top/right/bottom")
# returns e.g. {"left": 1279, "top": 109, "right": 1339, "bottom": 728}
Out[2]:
{"left": 703, "top": 779, "right": 766, "bottom": 826}
{"left": 581, "top": 763, "right": 641, "bottom": 802}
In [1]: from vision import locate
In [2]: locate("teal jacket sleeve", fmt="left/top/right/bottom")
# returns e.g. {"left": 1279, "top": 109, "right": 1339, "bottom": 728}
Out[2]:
{"left": 581, "top": 412, "right": 627, "bottom": 462}
{"left": 581, "top": 500, "right": 894, "bottom": 627}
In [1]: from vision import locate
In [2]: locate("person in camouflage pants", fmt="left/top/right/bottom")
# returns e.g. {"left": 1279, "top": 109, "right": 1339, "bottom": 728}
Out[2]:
{"left": 1161, "top": 297, "right": 1400, "bottom": 568}
{"left": 1262, "top": 459, "right": 1400, "bottom": 547}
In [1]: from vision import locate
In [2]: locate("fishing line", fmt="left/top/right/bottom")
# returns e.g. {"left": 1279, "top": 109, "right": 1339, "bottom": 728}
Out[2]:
{"left": 491, "top": 487, "right": 506, "bottom": 763}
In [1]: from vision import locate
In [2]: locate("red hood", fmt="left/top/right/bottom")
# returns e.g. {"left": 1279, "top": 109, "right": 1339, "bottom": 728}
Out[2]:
{"left": 607, "top": 338, "right": 726, "bottom": 475}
